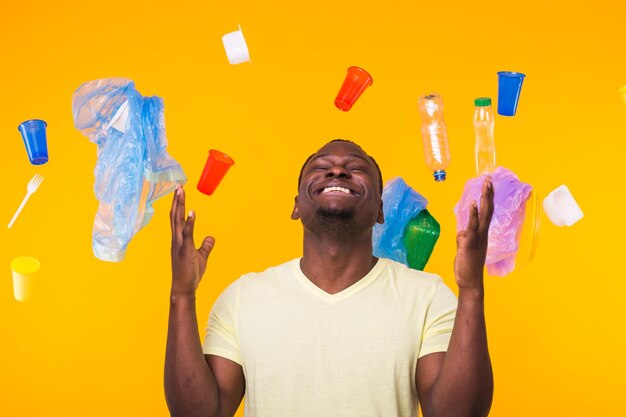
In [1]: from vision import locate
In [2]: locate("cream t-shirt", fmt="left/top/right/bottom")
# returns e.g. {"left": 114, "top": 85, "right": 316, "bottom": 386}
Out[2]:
{"left": 203, "top": 257, "right": 457, "bottom": 417}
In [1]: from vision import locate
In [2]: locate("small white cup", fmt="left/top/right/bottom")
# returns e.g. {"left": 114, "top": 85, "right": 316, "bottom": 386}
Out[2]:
{"left": 11, "top": 256, "right": 41, "bottom": 302}
{"left": 543, "top": 185, "right": 584, "bottom": 227}
{"left": 222, "top": 24, "right": 251, "bottom": 65}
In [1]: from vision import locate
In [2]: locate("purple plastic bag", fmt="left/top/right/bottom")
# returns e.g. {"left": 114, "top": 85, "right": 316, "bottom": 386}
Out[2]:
{"left": 454, "top": 167, "right": 532, "bottom": 276}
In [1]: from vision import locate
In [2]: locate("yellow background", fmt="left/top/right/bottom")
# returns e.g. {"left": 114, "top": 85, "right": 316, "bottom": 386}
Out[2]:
{"left": 1, "top": 0, "right": 625, "bottom": 415}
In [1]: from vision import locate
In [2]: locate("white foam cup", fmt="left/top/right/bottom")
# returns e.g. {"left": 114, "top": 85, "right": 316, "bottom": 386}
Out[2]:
{"left": 542, "top": 185, "right": 584, "bottom": 227}
{"left": 222, "top": 24, "right": 251, "bottom": 65}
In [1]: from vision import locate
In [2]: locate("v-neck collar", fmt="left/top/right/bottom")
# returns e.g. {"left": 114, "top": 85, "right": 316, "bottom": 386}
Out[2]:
{"left": 292, "top": 257, "right": 385, "bottom": 304}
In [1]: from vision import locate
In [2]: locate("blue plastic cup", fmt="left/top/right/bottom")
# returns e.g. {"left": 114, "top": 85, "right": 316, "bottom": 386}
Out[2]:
{"left": 18, "top": 119, "right": 49, "bottom": 165}
{"left": 497, "top": 71, "right": 526, "bottom": 116}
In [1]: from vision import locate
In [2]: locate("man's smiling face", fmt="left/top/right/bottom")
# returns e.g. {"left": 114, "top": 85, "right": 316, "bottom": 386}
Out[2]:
{"left": 291, "top": 141, "right": 384, "bottom": 236}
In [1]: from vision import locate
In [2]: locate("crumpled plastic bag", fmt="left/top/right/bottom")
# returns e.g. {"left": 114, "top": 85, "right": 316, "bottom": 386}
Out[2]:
{"left": 454, "top": 166, "right": 532, "bottom": 276}
{"left": 373, "top": 177, "right": 428, "bottom": 265}
{"left": 72, "top": 78, "right": 187, "bottom": 262}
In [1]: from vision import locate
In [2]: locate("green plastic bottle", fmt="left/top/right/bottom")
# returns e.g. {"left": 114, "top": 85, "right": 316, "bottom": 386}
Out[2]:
{"left": 404, "top": 209, "right": 441, "bottom": 271}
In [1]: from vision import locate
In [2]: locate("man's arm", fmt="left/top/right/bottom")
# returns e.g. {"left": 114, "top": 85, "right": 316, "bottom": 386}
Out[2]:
{"left": 416, "top": 177, "right": 495, "bottom": 417}
{"left": 164, "top": 187, "right": 245, "bottom": 417}
{"left": 416, "top": 289, "right": 493, "bottom": 417}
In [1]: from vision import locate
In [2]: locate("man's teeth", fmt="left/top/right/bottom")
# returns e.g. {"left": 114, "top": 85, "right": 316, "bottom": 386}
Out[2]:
{"left": 322, "top": 186, "right": 351, "bottom": 194}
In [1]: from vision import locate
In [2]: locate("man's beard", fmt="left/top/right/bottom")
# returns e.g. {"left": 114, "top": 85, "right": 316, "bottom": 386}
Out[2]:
{"left": 318, "top": 207, "right": 355, "bottom": 222}
{"left": 307, "top": 206, "right": 359, "bottom": 241}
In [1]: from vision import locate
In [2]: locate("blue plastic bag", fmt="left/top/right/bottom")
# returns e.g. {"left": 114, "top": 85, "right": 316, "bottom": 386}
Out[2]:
{"left": 373, "top": 177, "right": 428, "bottom": 265}
{"left": 72, "top": 78, "right": 187, "bottom": 262}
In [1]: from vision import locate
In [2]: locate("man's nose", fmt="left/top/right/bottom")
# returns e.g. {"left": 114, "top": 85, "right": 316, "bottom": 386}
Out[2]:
{"left": 325, "top": 165, "right": 350, "bottom": 178}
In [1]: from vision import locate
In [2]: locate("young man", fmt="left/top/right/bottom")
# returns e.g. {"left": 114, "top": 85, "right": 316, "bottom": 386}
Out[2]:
{"left": 165, "top": 140, "right": 494, "bottom": 417}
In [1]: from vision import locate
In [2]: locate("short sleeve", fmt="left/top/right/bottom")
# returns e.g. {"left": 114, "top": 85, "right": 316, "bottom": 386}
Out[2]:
{"left": 418, "top": 279, "right": 458, "bottom": 358}
{"left": 202, "top": 280, "right": 242, "bottom": 365}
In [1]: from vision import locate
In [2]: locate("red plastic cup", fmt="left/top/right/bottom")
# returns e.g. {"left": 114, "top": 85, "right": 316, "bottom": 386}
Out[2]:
{"left": 334, "top": 66, "right": 373, "bottom": 111}
{"left": 197, "top": 150, "right": 235, "bottom": 196}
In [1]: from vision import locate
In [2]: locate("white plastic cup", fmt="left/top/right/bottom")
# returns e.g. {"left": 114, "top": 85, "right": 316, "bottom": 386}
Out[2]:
{"left": 10, "top": 256, "right": 41, "bottom": 302}
{"left": 542, "top": 185, "right": 584, "bottom": 226}
{"left": 222, "top": 24, "right": 251, "bottom": 65}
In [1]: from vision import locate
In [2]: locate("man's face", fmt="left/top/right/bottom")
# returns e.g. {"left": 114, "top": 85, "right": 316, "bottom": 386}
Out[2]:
{"left": 291, "top": 141, "right": 384, "bottom": 234}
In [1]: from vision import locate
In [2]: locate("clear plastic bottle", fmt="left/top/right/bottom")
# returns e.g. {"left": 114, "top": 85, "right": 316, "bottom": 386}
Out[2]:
{"left": 473, "top": 97, "right": 496, "bottom": 175}
{"left": 417, "top": 94, "right": 451, "bottom": 181}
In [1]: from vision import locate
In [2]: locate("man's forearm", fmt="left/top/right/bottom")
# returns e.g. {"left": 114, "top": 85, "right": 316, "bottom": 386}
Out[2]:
{"left": 428, "top": 286, "right": 494, "bottom": 417}
{"left": 164, "top": 294, "right": 219, "bottom": 417}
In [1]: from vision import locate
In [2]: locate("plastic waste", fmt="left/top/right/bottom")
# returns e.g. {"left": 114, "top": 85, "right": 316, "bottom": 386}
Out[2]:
{"left": 197, "top": 149, "right": 235, "bottom": 196}
{"left": 454, "top": 167, "right": 532, "bottom": 276}
{"left": 404, "top": 209, "right": 440, "bottom": 271}
{"left": 497, "top": 71, "right": 525, "bottom": 116}
{"left": 72, "top": 78, "right": 187, "bottom": 262}
{"left": 543, "top": 185, "right": 583, "bottom": 226}
{"left": 11, "top": 256, "right": 40, "bottom": 302}
{"left": 516, "top": 190, "right": 541, "bottom": 268}
{"left": 417, "top": 93, "right": 451, "bottom": 181}
{"left": 373, "top": 177, "right": 428, "bottom": 265}
{"left": 474, "top": 97, "right": 496, "bottom": 175}
{"left": 222, "top": 24, "right": 251, "bottom": 65}
{"left": 8, "top": 173, "right": 44, "bottom": 228}
{"left": 335, "top": 66, "right": 373, "bottom": 111}
{"left": 18, "top": 119, "right": 49, "bottom": 165}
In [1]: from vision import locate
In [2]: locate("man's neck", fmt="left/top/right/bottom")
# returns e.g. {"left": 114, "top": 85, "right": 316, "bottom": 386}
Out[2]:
{"left": 300, "top": 231, "right": 378, "bottom": 295}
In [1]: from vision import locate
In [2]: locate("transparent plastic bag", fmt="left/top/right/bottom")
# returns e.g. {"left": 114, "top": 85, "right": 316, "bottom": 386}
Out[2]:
{"left": 454, "top": 166, "right": 532, "bottom": 276}
{"left": 373, "top": 177, "right": 428, "bottom": 265}
{"left": 72, "top": 78, "right": 187, "bottom": 262}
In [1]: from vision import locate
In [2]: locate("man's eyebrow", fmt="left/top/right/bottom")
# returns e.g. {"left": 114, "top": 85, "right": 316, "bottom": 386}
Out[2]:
{"left": 308, "top": 153, "right": 370, "bottom": 164}
{"left": 347, "top": 153, "right": 370, "bottom": 163}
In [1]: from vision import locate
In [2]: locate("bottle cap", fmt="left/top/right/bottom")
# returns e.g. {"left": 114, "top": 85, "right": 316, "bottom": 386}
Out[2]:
{"left": 474, "top": 97, "right": 492, "bottom": 106}
{"left": 433, "top": 170, "right": 446, "bottom": 182}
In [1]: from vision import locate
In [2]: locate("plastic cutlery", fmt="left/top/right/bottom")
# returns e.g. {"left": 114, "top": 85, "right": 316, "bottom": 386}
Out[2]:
{"left": 8, "top": 173, "right": 44, "bottom": 228}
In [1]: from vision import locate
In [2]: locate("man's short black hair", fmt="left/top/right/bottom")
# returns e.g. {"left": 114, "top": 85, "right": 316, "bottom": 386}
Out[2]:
{"left": 297, "top": 139, "right": 383, "bottom": 194}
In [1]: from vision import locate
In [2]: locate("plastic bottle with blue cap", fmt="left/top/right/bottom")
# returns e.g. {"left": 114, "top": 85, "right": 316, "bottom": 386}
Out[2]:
{"left": 417, "top": 93, "right": 451, "bottom": 181}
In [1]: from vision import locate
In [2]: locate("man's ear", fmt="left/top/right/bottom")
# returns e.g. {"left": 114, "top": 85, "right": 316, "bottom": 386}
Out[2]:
{"left": 291, "top": 196, "right": 300, "bottom": 220}
{"left": 376, "top": 200, "right": 384, "bottom": 224}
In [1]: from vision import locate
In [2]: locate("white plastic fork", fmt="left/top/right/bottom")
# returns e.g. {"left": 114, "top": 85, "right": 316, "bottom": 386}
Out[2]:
{"left": 8, "top": 173, "right": 44, "bottom": 228}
